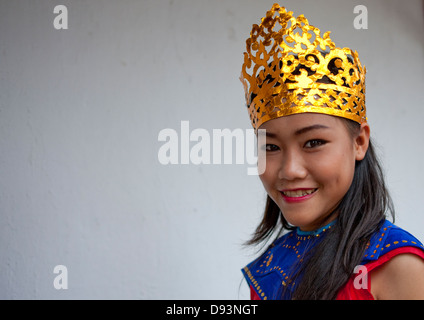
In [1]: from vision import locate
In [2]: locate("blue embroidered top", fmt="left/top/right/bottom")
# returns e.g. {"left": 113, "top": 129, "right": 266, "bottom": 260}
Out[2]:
{"left": 242, "top": 219, "right": 424, "bottom": 300}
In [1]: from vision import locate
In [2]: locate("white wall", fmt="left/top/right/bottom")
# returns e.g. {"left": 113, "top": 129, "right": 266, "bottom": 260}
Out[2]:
{"left": 0, "top": 0, "right": 423, "bottom": 299}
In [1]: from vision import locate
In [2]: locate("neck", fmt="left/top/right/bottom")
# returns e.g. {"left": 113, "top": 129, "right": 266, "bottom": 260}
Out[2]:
{"left": 296, "top": 219, "right": 337, "bottom": 237}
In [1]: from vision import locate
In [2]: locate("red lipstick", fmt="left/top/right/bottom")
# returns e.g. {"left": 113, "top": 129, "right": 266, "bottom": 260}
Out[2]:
{"left": 280, "top": 188, "right": 318, "bottom": 203}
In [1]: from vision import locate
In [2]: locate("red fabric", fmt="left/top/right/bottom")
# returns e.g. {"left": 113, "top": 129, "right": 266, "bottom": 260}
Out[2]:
{"left": 250, "top": 286, "right": 261, "bottom": 300}
{"left": 336, "top": 246, "right": 424, "bottom": 300}
{"left": 249, "top": 246, "right": 424, "bottom": 300}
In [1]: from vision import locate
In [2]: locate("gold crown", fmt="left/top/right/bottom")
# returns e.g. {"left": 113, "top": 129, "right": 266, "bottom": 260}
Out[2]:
{"left": 240, "top": 3, "right": 366, "bottom": 131}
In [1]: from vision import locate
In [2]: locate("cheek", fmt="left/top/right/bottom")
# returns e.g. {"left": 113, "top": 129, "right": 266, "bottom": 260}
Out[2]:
{"left": 319, "top": 150, "right": 355, "bottom": 191}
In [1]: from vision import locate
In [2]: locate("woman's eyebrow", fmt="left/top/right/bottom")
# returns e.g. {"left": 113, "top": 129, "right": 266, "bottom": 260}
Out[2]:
{"left": 294, "top": 124, "right": 330, "bottom": 136}
{"left": 265, "top": 131, "right": 277, "bottom": 138}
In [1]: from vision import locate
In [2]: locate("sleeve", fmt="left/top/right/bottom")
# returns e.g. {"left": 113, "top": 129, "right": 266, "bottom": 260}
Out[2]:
{"left": 336, "top": 246, "right": 424, "bottom": 300}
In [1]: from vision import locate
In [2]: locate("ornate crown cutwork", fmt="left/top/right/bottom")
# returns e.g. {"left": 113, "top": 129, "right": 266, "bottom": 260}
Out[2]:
{"left": 240, "top": 4, "right": 366, "bottom": 131}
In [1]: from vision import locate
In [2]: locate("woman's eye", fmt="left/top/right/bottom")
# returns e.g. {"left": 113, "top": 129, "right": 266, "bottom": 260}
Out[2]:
{"left": 265, "top": 144, "right": 279, "bottom": 151}
{"left": 304, "top": 139, "right": 326, "bottom": 148}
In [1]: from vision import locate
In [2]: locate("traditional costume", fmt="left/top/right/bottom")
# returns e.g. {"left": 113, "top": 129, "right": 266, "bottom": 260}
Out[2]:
{"left": 243, "top": 220, "right": 424, "bottom": 300}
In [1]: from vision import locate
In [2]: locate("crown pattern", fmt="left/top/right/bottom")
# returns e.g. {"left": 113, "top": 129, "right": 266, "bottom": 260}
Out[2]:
{"left": 240, "top": 4, "right": 366, "bottom": 131}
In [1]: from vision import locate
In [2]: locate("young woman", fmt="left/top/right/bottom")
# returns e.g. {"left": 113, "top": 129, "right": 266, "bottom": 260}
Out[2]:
{"left": 240, "top": 4, "right": 424, "bottom": 300}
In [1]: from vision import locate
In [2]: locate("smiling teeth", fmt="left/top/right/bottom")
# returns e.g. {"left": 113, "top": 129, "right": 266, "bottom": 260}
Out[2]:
{"left": 282, "top": 189, "right": 316, "bottom": 197}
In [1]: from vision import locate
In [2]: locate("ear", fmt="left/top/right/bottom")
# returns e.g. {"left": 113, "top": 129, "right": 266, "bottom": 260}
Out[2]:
{"left": 354, "top": 122, "right": 370, "bottom": 161}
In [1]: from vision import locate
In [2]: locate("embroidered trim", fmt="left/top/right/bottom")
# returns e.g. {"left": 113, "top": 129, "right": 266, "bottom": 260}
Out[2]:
{"left": 364, "top": 224, "right": 424, "bottom": 259}
{"left": 295, "top": 220, "right": 336, "bottom": 239}
{"left": 243, "top": 266, "right": 268, "bottom": 300}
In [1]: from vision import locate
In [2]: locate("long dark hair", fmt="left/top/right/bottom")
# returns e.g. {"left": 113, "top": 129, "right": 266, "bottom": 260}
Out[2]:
{"left": 245, "top": 119, "right": 395, "bottom": 300}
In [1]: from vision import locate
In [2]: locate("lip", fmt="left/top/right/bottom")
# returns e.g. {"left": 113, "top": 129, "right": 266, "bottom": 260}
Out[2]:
{"left": 280, "top": 188, "right": 318, "bottom": 203}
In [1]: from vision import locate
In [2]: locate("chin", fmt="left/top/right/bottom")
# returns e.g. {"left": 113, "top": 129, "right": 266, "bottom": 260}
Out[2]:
{"left": 281, "top": 211, "right": 323, "bottom": 231}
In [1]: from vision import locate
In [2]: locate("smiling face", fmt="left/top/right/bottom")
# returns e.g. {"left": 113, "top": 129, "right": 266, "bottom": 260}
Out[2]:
{"left": 258, "top": 113, "right": 369, "bottom": 231}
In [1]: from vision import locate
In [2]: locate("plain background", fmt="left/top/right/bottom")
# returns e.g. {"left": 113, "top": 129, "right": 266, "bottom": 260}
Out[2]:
{"left": 1, "top": 0, "right": 423, "bottom": 299}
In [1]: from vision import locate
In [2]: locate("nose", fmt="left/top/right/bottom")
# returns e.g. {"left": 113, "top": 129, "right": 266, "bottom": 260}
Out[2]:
{"left": 278, "top": 150, "right": 308, "bottom": 181}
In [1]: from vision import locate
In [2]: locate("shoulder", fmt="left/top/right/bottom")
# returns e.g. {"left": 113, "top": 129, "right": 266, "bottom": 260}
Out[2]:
{"left": 244, "top": 230, "right": 296, "bottom": 272}
{"left": 371, "top": 251, "right": 424, "bottom": 299}
{"left": 241, "top": 230, "right": 299, "bottom": 300}
{"left": 365, "top": 220, "right": 424, "bottom": 299}
{"left": 363, "top": 219, "right": 424, "bottom": 262}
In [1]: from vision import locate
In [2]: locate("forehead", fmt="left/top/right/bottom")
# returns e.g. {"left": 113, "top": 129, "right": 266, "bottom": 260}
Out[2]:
{"left": 259, "top": 113, "right": 352, "bottom": 139}
{"left": 259, "top": 113, "right": 345, "bottom": 135}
